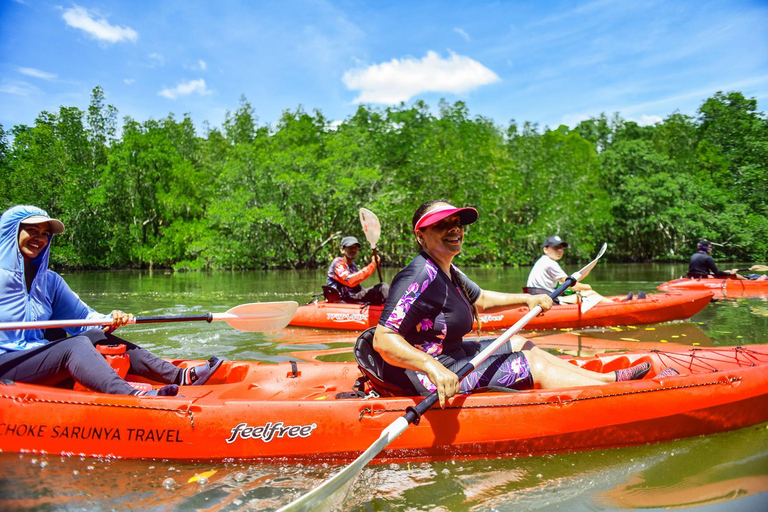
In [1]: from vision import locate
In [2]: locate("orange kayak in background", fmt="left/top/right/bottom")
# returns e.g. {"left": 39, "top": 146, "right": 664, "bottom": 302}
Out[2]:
{"left": 659, "top": 277, "right": 768, "bottom": 298}
{"left": 1, "top": 344, "right": 765, "bottom": 462}
{"left": 289, "top": 291, "right": 713, "bottom": 331}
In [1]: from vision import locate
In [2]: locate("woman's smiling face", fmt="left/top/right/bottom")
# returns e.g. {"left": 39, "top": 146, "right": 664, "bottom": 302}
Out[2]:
{"left": 417, "top": 204, "right": 465, "bottom": 260}
{"left": 18, "top": 223, "right": 51, "bottom": 260}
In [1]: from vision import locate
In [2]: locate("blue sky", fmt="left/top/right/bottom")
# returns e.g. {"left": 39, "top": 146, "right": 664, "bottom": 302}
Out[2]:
{"left": 1, "top": 0, "right": 766, "bottom": 135}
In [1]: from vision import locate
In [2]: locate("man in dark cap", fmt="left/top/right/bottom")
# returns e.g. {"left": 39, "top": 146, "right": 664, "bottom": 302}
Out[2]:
{"left": 526, "top": 235, "right": 612, "bottom": 303}
{"left": 326, "top": 236, "right": 389, "bottom": 304}
{"left": 687, "top": 239, "right": 745, "bottom": 280}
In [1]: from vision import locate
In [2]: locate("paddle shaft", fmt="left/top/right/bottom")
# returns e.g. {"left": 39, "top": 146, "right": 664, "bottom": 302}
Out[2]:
{"left": 0, "top": 301, "right": 299, "bottom": 333}
{"left": 403, "top": 241, "right": 608, "bottom": 424}
{"left": 738, "top": 265, "right": 768, "bottom": 272}
{"left": 0, "top": 314, "right": 215, "bottom": 331}
{"left": 403, "top": 280, "right": 576, "bottom": 419}
{"left": 372, "top": 248, "right": 383, "bottom": 282}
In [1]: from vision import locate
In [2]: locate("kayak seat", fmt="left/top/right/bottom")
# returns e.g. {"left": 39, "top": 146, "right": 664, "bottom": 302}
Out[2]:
{"left": 354, "top": 327, "right": 413, "bottom": 397}
{"left": 354, "top": 330, "right": 523, "bottom": 397}
{"left": 322, "top": 286, "right": 342, "bottom": 303}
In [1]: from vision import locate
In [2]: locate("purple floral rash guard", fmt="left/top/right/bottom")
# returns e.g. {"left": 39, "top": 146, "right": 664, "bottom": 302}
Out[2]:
{"left": 379, "top": 252, "right": 481, "bottom": 358}
{"left": 378, "top": 252, "right": 534, "bottom": 395}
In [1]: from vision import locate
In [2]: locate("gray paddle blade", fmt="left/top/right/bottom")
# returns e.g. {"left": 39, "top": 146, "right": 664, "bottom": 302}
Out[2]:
{"left": 358, "top": 208, "right": 381, "bottom": 248}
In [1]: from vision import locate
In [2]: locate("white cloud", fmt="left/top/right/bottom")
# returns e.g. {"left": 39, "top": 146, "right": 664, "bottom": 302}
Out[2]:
{"left": 62, "top": 5, "right": 138, "bottom": 44}
{"left": 342, "top": 51, "right": 500, "bottom": 104}
{"left": 158, "top": 79, "right": 212, "bottom": 99}
{"left": 560, "top": 113, "right": 591, "bottom": 128}
{"left": 18, "top": 67, "right": 56, "bottom": 80}
{"left": 454, "top": 28, "right": 471, "bottom": 42}
{"left": 560, "top": 112, "right": 661, "bottom": 129}
{"left": 148, "top": 53, "right": 165, "bottom": 67}
{"left": 0, "top": 80, "right": 39, "bottom": 96}
{"left": 185, "top": 60, "right": 207, "bottom": 71}
{"left": 629, "top": 114, "right": 663, "bottom": 126}
{"left": 124, "top": 78, "right": 135, "bottom": 85}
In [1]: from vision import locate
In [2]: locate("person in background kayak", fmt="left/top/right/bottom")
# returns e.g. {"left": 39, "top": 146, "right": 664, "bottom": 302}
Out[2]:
{"left": 326, "top": 235, "right": 389, "bottom": 305}
{"left": 0, "top": 205, "right": 222, "bottom": 396}
{"left": 687, "top": 239, "right": 745, "bottom": 280}
{"left": 527, "top": 236, "right": 614, "bottom": 303}
{"left": 372, "top": 199, "right": 651, "bottom": 407}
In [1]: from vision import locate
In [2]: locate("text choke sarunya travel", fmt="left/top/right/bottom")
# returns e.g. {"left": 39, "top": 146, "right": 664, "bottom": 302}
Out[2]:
{"left": 0, "top": 423, "right": 183, "bottom": 442}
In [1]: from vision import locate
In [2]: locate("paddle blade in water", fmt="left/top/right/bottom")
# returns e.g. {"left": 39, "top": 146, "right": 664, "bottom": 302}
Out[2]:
{"left": 215, "top": 301, "right": 298, "bottom": 332}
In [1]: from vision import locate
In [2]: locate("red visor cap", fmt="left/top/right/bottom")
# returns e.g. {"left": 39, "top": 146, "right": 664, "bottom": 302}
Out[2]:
{"left": 413, "top": 206, "right": 479, "bottom": 234}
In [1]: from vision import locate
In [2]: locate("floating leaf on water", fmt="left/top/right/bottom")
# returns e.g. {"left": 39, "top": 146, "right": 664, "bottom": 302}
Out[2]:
{"left": 660, "top": 340, "right": 668, "bottom": 343}
{"left": 188, "top": 469, "right": 217, "bottom": 483}
{"left": 645, "top": 328, "right": 655, "bottom": 331}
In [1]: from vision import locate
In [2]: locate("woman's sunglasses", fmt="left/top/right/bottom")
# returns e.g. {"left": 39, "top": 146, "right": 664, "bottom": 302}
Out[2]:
{"left": 430, "top": 218, "right": 465, "bottom": 231}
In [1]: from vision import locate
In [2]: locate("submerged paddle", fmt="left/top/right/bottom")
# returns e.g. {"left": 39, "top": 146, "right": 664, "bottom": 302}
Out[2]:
{"left": 278, "top": 244, "right": 608, "bottom": 512}
{"left": 359, "top": 207, "right": 383, "bottom": 282}
{"left": 0, "top": 301, "right": 299, "bottom": 333}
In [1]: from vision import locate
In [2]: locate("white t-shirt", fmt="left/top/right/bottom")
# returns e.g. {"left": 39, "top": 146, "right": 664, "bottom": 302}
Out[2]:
{"left": 527, "top": 255, "right": 567, "bottom": 292}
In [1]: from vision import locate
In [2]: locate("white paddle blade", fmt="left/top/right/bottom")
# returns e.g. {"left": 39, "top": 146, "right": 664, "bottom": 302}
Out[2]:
{"left": 216, "top": 301, "right": 298, "bottom": 332}
{"left": 573, "top": 243, "right": 607, "bottom": 282}
{"left": 358, "top": 208, "right": 381, "bottom": 248}
{"left": 277, "top": 417, "right": 410, "bottom": 512}
{"left": 579, "top": 293, "right": 604, "bottom": 313}
{"left": 750, "top": 265, "right": 768, "bottom": 272}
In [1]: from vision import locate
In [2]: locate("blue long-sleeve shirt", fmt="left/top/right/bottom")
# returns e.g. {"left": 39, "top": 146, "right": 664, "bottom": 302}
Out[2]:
{"left": 0, "top": 205, "right": 108, "bottom": 354}
{"left": 688, "top": 251, "right": 730, "bottom": 278}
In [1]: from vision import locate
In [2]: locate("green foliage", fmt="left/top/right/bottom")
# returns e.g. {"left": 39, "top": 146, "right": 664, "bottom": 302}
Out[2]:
{"left": 2, "top": 87, "right": 766, "bottom": 269}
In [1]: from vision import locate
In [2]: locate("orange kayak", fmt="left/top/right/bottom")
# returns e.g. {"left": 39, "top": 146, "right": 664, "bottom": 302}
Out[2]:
{"left": 659, "top": 277, "right": 768, "bottom": 298}
{"left": 289, "top": 291, "right": 713, "bottom": 331}
{"left": 1, "top": 344, "right": 765, "bottom": 462}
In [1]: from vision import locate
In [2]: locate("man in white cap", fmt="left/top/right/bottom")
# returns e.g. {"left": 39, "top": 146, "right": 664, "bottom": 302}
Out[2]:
{"left": 326, "top": 236, "right": 389, "bottom": 304}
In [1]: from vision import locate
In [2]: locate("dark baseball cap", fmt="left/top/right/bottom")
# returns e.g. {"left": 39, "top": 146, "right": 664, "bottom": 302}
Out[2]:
{"left": 340, "top": 236, "right": 361, "bottom": 248}
{"left": 543, "top": 235, "right": 568, "bottom": 248}
{"left": 698, "top": 239, "right": 712, "bottom": 250}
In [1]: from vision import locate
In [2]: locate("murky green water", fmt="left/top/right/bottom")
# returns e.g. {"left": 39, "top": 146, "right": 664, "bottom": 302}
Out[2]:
{"left": 1, "top": 263, "right": 767, "bottom": 511}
